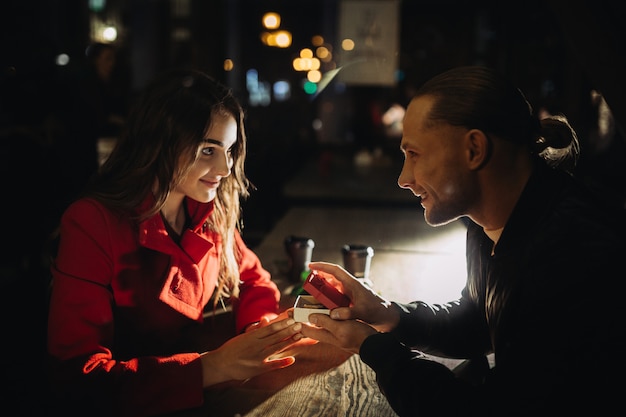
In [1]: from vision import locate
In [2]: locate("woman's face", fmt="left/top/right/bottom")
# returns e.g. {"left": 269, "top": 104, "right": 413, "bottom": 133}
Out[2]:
{"left": 175, "top": 113, "right": 237, "bottom": 203}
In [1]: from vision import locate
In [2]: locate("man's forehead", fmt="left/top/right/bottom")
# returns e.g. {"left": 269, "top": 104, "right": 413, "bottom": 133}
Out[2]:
{"left": 403, "top": 99, "right": 432, "bottom": 135}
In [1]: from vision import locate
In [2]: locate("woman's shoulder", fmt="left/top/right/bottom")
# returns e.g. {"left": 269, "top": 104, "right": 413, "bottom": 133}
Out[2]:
{"left": 62, "top": 197, "right": 131, "bottom": 231}
{"left": 59, "top": 198, "right": 139, "bottom": 253}
{"left": 63, "top": 197, "right": 109, "bottom": 220}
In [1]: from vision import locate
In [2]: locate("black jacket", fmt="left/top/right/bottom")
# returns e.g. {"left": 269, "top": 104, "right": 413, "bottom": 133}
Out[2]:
{"left": 360, "top": 162, "right": 626, "bottom": 417}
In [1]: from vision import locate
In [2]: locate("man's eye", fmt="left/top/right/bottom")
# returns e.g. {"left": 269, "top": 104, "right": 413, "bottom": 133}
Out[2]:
{"left": 401, "top": 149, "right": 416, "bottom": 159}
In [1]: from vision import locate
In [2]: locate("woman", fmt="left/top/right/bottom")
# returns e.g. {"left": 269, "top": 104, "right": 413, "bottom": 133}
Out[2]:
{"left": 47, "top": 69, "right": 304, "bottom": 417}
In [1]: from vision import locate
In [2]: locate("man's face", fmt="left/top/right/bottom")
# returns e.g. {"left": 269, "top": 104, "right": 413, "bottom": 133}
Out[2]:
{"left": 398, "top": 96, "right": 476, "bottom": 226}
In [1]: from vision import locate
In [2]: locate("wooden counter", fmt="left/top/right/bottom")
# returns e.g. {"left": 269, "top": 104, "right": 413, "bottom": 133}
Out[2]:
{"left": 191, "top": 205, "right": 469, "bottom": 417}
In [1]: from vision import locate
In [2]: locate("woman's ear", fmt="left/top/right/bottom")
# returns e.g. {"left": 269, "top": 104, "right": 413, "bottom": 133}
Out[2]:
{"left": 464, "top": 129, "right": 492, "bottom": 170}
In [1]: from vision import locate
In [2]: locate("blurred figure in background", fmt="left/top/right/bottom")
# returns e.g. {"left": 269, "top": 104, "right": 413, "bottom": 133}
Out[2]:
{"left": 57, "top": 42, "right": 129, "bottom": 206}
{"left": 81, "top": 42, "right": 128, "bottom": 140}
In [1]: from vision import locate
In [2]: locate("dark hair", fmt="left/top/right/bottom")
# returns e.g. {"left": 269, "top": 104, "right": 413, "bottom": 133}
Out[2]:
{"left": 87, "top": 68, "right": 251, "bottom": 301}
{"left": 415, "top": 66, "right": 580, "bottom": 172}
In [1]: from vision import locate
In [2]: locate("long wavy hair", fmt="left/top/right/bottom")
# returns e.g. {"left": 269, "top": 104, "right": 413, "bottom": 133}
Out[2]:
{"left": 86, "top": 68, "right": 251, "bottom": 302}
{"left": 415, "top": 65, "right": 580, "bottom": 174}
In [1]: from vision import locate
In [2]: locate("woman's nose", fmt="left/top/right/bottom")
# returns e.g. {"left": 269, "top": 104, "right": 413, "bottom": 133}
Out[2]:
{"left": 216, "top": 153, "right": 232, "bottom": 177}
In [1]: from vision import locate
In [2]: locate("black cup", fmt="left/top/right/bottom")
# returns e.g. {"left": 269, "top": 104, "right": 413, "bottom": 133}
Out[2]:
{"left": 341, "top": 244, "right": 374, "bottom": 284}
{"left": 284, "top": 236, "right": 315, "bottom": 283}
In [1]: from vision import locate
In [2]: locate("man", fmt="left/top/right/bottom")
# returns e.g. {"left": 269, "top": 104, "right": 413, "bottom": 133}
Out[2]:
{"left": 300, "top": 66, "right": 626, "bottom": 416}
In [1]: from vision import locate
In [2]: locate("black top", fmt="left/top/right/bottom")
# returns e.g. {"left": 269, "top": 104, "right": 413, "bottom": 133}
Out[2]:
{"left": 360, "top": 162, "right": 626, "bottom": 417}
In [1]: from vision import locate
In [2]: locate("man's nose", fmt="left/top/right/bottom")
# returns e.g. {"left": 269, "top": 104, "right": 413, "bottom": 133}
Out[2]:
{"left": 397, "top": 163, "right": 412, "bottom": 189}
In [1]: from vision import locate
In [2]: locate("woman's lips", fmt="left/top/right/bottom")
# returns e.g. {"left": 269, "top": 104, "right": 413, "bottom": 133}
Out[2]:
{"left": 200, "top": 179, "right": 219, "bottom": 188}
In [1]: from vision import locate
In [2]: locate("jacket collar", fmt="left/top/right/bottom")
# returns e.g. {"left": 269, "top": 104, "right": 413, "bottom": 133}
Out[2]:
{"left": 137, "top": 194, "right": 216, "bottom": 261}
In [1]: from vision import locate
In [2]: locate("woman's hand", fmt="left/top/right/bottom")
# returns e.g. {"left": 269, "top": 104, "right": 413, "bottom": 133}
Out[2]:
{"left": 244, "top": 310, "right": 290, "bottom": 331}
{"left": 300, "top": 313, "right": 377, "bottom": 354}
{"left": 246, "top": 309, "right": 318, "bottom": 349}
{"left": 201, "top": 317, "right": 303, "bottom": 387}
{"left": 308, "top": 262, "right": 400, "bottom": 332}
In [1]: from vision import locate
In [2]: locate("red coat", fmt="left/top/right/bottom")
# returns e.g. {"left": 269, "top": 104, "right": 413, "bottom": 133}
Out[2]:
{"left": 47, "top": 196, "right": 280, "bottom": 417}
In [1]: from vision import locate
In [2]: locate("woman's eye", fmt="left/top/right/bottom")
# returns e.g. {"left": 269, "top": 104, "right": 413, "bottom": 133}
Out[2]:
{"left": 201, "top": 147, "right": 215, "bottom": 156}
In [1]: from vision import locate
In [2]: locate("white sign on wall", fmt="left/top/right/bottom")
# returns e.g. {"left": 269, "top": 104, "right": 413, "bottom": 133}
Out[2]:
{"left": 336, "top": 0, "right": 400, "bottom": 86}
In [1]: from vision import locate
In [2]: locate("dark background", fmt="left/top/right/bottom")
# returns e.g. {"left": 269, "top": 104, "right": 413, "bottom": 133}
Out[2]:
{"left": 1, "top": 1, "right": 625, "bottom": 415}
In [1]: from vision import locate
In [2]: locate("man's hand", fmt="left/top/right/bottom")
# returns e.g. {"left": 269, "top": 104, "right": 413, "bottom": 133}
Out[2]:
{"left": 308, "top": 262, "right": 401, "bottom": 332}
{"left": 300, "top": 313, "right": 377, "bottom": 354}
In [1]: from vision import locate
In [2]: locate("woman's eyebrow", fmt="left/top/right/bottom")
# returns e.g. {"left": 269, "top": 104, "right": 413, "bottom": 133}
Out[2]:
{"left": 202, "top": 138, "right": 223, "bottom": 147}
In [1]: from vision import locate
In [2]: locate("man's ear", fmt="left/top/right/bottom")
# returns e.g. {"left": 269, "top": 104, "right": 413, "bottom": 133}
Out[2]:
{"left": 464, "top": 129, "right": 492, "bottom": 170}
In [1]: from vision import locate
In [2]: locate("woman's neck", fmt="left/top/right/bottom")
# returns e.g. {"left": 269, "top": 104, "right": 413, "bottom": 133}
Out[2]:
{"left": 161, "top": 196, "right": 187, "bottom": 238}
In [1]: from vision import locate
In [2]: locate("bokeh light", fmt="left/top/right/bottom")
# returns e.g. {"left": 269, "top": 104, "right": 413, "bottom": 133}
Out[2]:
{"left": 262, "top": 12, "right": 281, "bottom": 30}
{"left": 341, "top": 38, "right": 355, "bottom": 51}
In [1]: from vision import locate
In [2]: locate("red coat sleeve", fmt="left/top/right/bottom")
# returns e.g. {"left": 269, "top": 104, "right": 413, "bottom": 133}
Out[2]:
{"left": 232, "top": 230, "right": 280, "bottom": 333}
{"left": 47, "top": 199, "right": 205, "bottom": 417}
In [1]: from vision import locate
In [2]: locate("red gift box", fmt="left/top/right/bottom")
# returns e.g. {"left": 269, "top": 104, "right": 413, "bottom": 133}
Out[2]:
{"left": 303, "top": 271, "right": 351, "bottom": 309}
